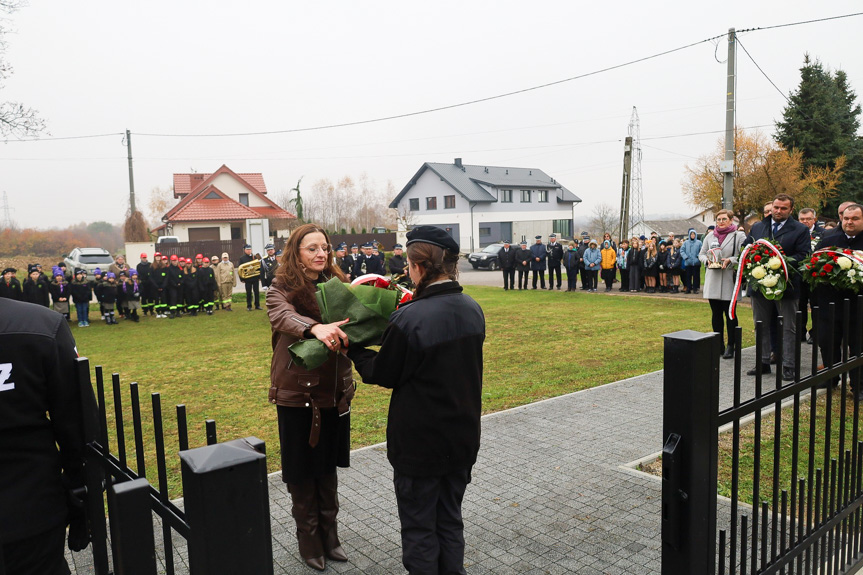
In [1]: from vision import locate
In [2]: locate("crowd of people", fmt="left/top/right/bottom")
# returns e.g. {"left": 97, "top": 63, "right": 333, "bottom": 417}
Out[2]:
{"left": 495, "top": 197, "right": 863, "bottom": 389}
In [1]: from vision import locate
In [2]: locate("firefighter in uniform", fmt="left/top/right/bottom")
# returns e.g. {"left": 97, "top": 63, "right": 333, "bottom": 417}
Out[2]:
{"left": 353, "top": 241, "right": 385, "bottom": 277}
{"left": 197, "top": 257, "right": 217, "bottom": 315}
{"left": 387, "top": 244, "right": 406, "bottom": 277}
{"left": 165, "top": 254, "right": 184, "bottom": 319}
{"left": 137, "top": 252, "right": 153, "bottom": 316}
{"left": 149, "top": 254, "right": 168, "bottom": 318}
{"left": 0, "top": 297, "right": 99, "bottom": 574}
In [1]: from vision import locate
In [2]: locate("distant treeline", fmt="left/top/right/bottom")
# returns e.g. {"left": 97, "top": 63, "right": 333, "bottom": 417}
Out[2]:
{"left": 0, "top": 221, "right": 124, "bottom": 257}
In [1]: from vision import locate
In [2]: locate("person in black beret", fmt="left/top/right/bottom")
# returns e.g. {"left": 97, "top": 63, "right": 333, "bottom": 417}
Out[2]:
{"left": 0, "top": 268, "right": 22, "bottom": 301}
{"left": 348, "top": 224, "right": 483, "bottom": 575}
{"left": 388, "top": 243, "right": 406, "bottom": 277}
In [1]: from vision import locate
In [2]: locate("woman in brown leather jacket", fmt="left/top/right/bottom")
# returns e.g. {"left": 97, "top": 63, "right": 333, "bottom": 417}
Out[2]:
{"left": 267, "top": 223, "right": 355, "bottom": 571}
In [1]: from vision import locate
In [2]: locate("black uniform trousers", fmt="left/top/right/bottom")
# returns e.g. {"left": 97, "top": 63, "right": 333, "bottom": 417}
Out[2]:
{"left": 244, "top": 279, "right": 260, "bottom": 309}
{"left": 816, "top": 291, "right": 861, "bottom": 389}
{"left": 501, "top": 268, "right": 515, "bottom": 290}
{"left": 516, "top": 269, "right": 528, "bottom": 289}
{"left": 394, "top": 468, "right": 470, "bottom": 575}
{"left": 2, "top": 523, "right": 70, "bottom": 575}
{"left": 579, "top": 267, "right": 589, "bottom": 289}
{"left": 531, "top": 270, "right": 546, "bottom": 289}
{"left": 547, "top": 263, "right": 561, "bottom": 288}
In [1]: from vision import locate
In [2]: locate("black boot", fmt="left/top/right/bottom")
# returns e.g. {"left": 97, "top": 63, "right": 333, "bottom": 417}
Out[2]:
{"left": 317, "top": 473, "right": 348, "bottom": 562}
{"left": 722, "top": 345, "right": 734, "bottom": 360}
{"left": 288, "top": 481, "right": 326, "bottom": 571}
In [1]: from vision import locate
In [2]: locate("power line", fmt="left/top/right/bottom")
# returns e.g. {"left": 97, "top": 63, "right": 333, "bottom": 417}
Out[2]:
{"left": 736, "top": 11, "right": 863, "bottom": 35}
{"left": 734, "top": 37, "right": 790, "bottom": 104}
{"left": 10, "top": 132, "right": 124, "bottom": 143}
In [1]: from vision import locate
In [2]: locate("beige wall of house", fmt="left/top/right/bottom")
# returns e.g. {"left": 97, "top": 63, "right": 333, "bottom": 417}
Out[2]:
{"left": 209, "top": 174, "right": 270, "bottom": 207}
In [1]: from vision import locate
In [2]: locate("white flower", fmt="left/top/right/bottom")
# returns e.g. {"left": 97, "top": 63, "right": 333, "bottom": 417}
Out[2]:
{"left": 760, "top": 275, "right": 779, "bottom": 288}
{"left": 838, "top": 257, "right": 853, "bottom": 270}
{"left": 765, "top": 288, "right": 773, "bottom": 294}
{"left": 751, "top": 266, "right": 767, "bottom": 279}
{"left": 850, "top": 270, "right": 858, "bottom": 278}
{"left": 767, "top": 257, "right": 782, "bottom": 270}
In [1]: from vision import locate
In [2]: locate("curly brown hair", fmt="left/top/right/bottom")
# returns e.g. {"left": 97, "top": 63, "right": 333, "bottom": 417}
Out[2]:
{"left": 275, "top": 223, "right": 346, "bottom": 292}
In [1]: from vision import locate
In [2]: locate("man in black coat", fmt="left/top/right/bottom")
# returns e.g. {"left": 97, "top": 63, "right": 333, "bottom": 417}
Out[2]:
{"left": 545, "top": 233, "right": 564, "bottom": 290}
{"left": 813, "top": 204, "right": 863, "bottom": 397}
{"left": 514, "top": 240, "right": 531, "bottom": 290}
{"left": 0, "top": 297, "right": 99, "bottom": 574}
{"left": 353, "top": 241, "right": 385, "bottom": 277}
{"left": 576, "top": 233, "right": 591, "bottom": 290}
{"left": 0, "top": 267, "right": 22, "bottom": 300}
{"left": 497, "top": 240, "right": 517, "bottom": 290}
{"left": 797, "top": 208, "right": 825, "bottom": 343}
{"left": 238, "top": 244, "right": 261, "bottom": 311}
{"left": 529, "top": 236, "right": 547, "bottom": 289}
{"left": 387, "top": 244, "right": 407, "bottom": 277}
{"left": 744, "top": 194, "right": 811, "bottom": 380}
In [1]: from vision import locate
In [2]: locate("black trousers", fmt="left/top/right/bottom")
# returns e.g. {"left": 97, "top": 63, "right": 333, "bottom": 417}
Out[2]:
{"left": 601, "top": 268, "right": 615, "bottom": 290}
{"left": 2, "top": 523, "right": 70, "bottom": 575}
{"left": 517, "top": 269, "right": 528, "bottom": 289}
{"left": 579, "top": 267, "right": 589, "bottom": 289}
{"left": 394, "top": 468, "right": 471, "bottom": 575}
{"left": 709, "top": 298, "right": 738, "bottom": 347}
{"left": 565, "top": 268, "right": 578, "bottom": 290}
{"left": 531, "top": 270, "right": 546, "bottom": 289}
{"left": 619, "top": 269, "right": 630, "bottom": 291}
{"left": 585, "top": 270, "right": 598, "bottom": 290}
{"left": 685, "top": 264, "right": 701, "bottom": 291}
{"left": 547, "top": 263, "right": 561, "bottom": 288}
{"left": 244, "top": 279, "right": 260, "bottom": 308}
{"left": 501, "top": 268, "right": 515, "bottom": 290}
{"left": 799, "top": 282, "right": 812, "bottom": 338}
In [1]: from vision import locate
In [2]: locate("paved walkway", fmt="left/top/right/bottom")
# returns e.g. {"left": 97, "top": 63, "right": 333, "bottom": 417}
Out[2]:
{"left": 67, "top": 343, "right": 817, "bottom": 574}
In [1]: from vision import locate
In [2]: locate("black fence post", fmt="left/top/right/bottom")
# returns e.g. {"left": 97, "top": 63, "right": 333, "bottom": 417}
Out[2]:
{"left": 108, "top": 477, "right": 157, "bottom": 575}
{"left": 180, "top": 437, "right": 273, "bottom": 575}
{"left": 661, "top": 329, "right": 720, "bottom": 575}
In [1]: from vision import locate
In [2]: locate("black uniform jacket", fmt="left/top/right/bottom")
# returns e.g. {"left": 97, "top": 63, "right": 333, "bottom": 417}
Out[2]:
{"left": 387, "top": 254, "right": 406, "bottom": 275}
{"left": 353, "top": 254, "right": 384, "bottom": 277}
{"left": 497, "top": 246, "right": 517, "bottom": 270}
{"left": 149, "top": 264, "right": 168, "bottom": 292}
{"left": 0, "top": 298, "right": 98, "bottom": 542}
{"left": 546, "top": 241, "right": 564, "bottom": 265}
{"left": 70, "top": 279, "right": 92, "bottom": 304}
{"left": 348, "top": 281, "right": 484, "bottom": 477}
{"left": 197, "top": 266, "right": 217, "bottom": 294}
{"left": 166, "top": 264, "right": 184, "bottom": 289}
{"left": 745, "top": 216, "right": 811, "bottom": 297}
{"left": 514, "top": 247, "right": 531, "bottom": 271}
{"left": 0, "top": 277, "right": 23, "bottom": 300}
{"left": 813, "top": 229, "right": 863, "bottom": 319}
{"left": 23, "top": 278, "right": 50, "bottom": 307}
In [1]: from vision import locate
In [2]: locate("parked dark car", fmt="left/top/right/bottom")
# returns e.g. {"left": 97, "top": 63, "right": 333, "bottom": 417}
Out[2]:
{"left": 467, "top": 243, "right": 504, "bottom": 271}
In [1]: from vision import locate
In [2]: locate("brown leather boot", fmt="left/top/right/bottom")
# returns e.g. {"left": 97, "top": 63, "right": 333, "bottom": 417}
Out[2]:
{"left": 287, "top": 481, "right": 326, "bottom": 571}
{"left": 317, "top": 473, "right": 348, "bottom": 562}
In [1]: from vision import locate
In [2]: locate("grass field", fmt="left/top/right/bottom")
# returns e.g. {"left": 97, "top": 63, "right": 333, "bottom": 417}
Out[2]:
{"left": 71, "top": 286, "right": 754, "bottom": 497}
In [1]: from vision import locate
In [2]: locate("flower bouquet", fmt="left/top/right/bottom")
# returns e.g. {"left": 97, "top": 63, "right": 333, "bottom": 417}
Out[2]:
{"left": 287, "top": 275, "right": 413, "bottom": 370}
{"left": 799, "top": 248, "right": 863, "bottom": 293}
{"left": 706, "top": 245, "right": 724, "bottom": 269}
{"left": 729, "top": 239, "right": 791, "bottom": 319}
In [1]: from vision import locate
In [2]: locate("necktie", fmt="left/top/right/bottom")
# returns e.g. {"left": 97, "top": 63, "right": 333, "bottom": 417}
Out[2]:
{"left": 772, "top": 221, "right": 779, "bottom": 236}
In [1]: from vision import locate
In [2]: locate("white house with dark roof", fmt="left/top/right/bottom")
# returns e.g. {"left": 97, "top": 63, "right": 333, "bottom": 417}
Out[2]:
{"left": 390, "top": 158, "right": 581, "bottom": 251}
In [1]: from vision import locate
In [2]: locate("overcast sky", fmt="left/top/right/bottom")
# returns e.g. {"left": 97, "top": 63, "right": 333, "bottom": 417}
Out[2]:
{"left": 2, "top": 1, "right": 862, "bottom": 229}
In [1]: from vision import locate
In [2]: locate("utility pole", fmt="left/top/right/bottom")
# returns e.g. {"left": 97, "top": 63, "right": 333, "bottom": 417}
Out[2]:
{"left": 618, "top": 136, "right": 633, "bottom": 241}
{"left": 126, "top": 129, "right": 137, "bottom": 213}
{"left": 720, "top": 28, "right": 736, "bottom": 210}
{"left": 1, "top": 191, "right": 14, "bottom": 230}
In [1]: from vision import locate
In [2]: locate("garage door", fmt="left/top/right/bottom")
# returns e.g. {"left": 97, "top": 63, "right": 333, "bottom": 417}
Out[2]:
{"left": 188, "top": 227, "right": 221, "bottom": 241}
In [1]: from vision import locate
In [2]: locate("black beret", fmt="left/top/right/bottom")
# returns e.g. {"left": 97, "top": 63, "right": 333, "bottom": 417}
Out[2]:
{"left": 406, "top": 225, "right": 459, "bottom": 253}
{"left": 2, "top": 267, "right": 15, "bottom": 274}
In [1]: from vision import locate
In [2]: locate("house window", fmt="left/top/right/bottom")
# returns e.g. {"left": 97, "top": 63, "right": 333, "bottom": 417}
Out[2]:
{"left": 409, "top": 198, "right": 419, "bottom": 211}
{"left": 239, "top": 193, "right": 249, "bottom": 206}
{"left": 479, "top": 227, "right": 492, "bottom": 236}
{"left": 521, "top": 190, "right": 531, "bottom": 202}
{"left": 553, "top": 219, "right": 572, "bottom": 237}
{"left": 444, "top": 195, "right": 456, "bottom": 209}
{"left": 426, "top": 197, "right": 437, "bottom": 210}
{"left": 538, "top": 190, "right": 548, "bottom": 203}
{"left": 501, "top": 190, "right": 512, "bottom": 203}
{"left": 204, "top": 191, "right": 220, "bottom": 199}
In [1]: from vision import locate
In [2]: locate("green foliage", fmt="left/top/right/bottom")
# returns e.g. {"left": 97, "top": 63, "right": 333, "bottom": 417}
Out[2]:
{"left": 775, "top": 55, "right": 863, "bottom": 213}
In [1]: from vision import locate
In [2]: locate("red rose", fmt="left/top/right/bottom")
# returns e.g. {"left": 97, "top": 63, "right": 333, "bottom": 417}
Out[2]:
{"left": 823, "top": 263, "right": 834, "bottom": 273}
{"left": 832, "top": 255, "right": 839, "bottom": 262}
{"left": 754, "top": 255, "right": 762, "bottom": 262}
{"left": 812, "top": 272, "right": 818, "bottom": 277}
{"left": 811, "top": 257, "right": 819, "bottom": 264}
{"left": 820, "top": 272, "right": 827, "bottom": 276}
{"left": 845, "top": 249, "right": 852, "bottom": 254}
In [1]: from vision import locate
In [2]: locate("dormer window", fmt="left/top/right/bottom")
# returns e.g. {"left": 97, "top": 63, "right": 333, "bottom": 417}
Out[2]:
{"left": 204, "top": 191, "right": 221, "bottom": 199}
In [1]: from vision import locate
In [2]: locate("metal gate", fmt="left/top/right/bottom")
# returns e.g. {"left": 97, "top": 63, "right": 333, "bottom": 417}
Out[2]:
{"left": 74, "top": 357, "right": 274, "bottom": 575}
{"left": 662, "top": 296, "right": 863, "bottom": 575}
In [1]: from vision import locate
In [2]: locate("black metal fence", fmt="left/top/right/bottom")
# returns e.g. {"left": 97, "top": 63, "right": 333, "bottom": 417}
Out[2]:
{"left": 76, "top": 357, "right": 273, "bottom": 575}
{"left": 662, "top": 296, "right": 863, "bottom": 575}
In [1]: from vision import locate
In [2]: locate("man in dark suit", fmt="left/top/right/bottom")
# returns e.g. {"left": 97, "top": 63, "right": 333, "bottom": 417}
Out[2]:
{"left": 353, "top": 241, "right": 385, "bottom": 277}
{"left": 545, "top": 233, "right": 564, "bottom": 290}
{"left": 514, "top": 241, "right": 531, "bottom": 290}
{"left": 529, "top": 236, "right": 547, "bottom": 289}
{"left": 497, "top": 240, "right": 517, "bottom": 290}
{"left": 744, "top": 194, "right": 812, "bottom": 380}
{"left": 813, "top": 203, "right": 863, "bottom": 398}
{"left": 797, "top": 208, "right": 825, "bottom": 343}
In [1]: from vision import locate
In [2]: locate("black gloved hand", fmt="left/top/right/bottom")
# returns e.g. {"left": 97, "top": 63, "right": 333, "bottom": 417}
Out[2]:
{"left": 64, "top": 476, "right": 90, "bottom": 552}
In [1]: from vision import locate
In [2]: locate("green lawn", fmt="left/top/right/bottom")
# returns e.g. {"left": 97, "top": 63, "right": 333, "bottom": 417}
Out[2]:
{"left": 72, "top": 287, "right": 753, "bottom": 497}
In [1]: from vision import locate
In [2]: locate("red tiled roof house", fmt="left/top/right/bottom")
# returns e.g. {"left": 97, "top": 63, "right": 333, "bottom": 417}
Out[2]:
{"left": 160, "top": 165, "right": 295, "bottom": 252}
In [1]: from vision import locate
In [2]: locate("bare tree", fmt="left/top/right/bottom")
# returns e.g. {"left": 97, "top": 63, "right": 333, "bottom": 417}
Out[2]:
{"left": 146, "top": 185, "right": 175, "bottom": 227}
{"left": 588, "top": 202, "right": 618, "bottom": 238}
{"left": 0, "top": 1, "right": 46, "bottom": 139}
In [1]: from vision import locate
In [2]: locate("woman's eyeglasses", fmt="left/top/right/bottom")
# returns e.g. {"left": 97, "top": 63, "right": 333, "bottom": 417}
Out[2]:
{"left": 300, "top": 244, "right": 332, "bottom": 255}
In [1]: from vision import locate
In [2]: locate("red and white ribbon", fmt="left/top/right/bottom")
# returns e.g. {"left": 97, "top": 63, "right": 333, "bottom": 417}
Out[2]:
{"left": 351, "top": 273, "right": 414, "bottom": 304}
{"left": 810, "top": 248, "right": 863, "bottom": 267}
{"left": 728, "top": 239, "right": 789, "bottom": 320}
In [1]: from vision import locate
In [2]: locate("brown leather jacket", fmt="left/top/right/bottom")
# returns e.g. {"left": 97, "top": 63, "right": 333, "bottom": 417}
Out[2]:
{"left": 266, "top": 277, "right": 354, "bottom": 447}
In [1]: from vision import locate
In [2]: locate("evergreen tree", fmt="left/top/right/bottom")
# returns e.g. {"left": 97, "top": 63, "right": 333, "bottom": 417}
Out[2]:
{"left": 775, "top": 55, "right": 862, "bottom": 214}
